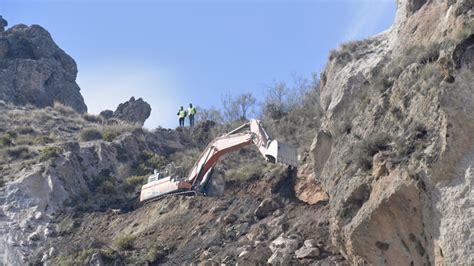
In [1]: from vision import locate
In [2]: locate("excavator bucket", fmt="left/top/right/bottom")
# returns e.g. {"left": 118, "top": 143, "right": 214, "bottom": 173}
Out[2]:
{"left": 265, "top": 140, "right": 298, "bottom": 167}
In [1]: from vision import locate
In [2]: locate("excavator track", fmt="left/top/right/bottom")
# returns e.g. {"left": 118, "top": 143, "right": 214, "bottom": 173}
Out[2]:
{"left": 142, "top": 190, "right": 198, "bottom": 206}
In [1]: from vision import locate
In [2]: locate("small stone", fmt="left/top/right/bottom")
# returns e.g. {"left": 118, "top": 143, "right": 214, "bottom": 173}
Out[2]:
{"left": 295, "top": 246, "right": 320, "bottom": 259}
{"left": 233, "top": 223, "right": 250, "bottom": 238}
{"left": 372, "top": 153, "right": 387, "bottom": 178}
{"left": 238, "top": 250, "right": 250, "bottom": 258}
{"left": 34, "top": 211, "right": 43, "bottom": 220}
{"left": 210, "top": 205, "right": 225, "bottom": 213}
{"left": 269, "top": 234, "right": 301, "bottom": 254}
{"left": 49, "top": 247, "right": 55, "bottom": 257}
{"left": 145, "top": 229, "right": 155, "bottom": 236}
{"left": 201, "top": 250, "right": 211, "bottom": 259}
{"left": 41, "top": 254, "right": 48, "bottom": 263}
{"left": 223, "top": 214, "right": 237, "bottom": 224}
{"left": 254, "top": 198, "right": 280, "bottom": 219}
{"left": 44, "top": 227, "right": 56, "bottom": 237}
{"left": 28, "top": 232, "right": 40, "bottom": 241}
{"left": 19, "top": 220, "right": 29, "bottom": 229}
{"left": 88, "top": 252, "right": 105, "bottom": 266}
{"left": 267, "top": 250, "right": 291, "bottom": 264}
{"left": 273, "top": 209, "right": 283, "bottom": 216}
{"left": 222, "top": 255, "right": 233, "bottom": 264}
{"left": 288, "top": 233, "right": 301, "bottom": 240}
{"left": 304, "top": 239, "right": 317, "bottom": 248}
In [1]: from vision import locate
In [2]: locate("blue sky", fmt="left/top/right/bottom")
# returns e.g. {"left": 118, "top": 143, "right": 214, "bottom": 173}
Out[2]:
{"left": 2, "top": 0, "right": 396, "bottom": 128}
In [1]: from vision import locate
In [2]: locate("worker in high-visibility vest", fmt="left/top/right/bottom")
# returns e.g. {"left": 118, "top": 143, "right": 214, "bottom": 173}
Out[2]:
{"left": 188, "top": 103, "right": 197, "bottom": 127}
{"left": 177, "top": 106, "right": 187, "bottom": 127}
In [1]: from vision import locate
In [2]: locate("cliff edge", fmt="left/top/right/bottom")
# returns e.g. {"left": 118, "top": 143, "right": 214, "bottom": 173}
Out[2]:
{"left": 312, "top": 0, "right": 473, "bottom": 264}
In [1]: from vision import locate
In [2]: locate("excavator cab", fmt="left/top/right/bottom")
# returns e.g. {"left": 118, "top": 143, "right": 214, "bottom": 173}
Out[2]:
{"left": 147, "top": 171, "right": 164, "bottom": 183}
{"left": 146, "top": 163, "right": 184, "bottom": 183}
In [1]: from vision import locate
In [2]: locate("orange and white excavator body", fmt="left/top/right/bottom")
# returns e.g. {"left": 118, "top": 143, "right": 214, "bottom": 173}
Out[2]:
{"left": 139, "top": 119, "right": 297, "bottom": 203}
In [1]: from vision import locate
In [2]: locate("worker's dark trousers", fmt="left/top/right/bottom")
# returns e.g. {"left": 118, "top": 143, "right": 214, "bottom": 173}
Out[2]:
{"left": 179, "top": 117, "right": 185, "bottom": 126}
{"left": 189, "top": 115, "right": 195, "bottom": 127}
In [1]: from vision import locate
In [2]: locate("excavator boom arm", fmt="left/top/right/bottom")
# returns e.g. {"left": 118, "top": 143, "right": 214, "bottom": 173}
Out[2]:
{"left": 186, "top": 132, "right": 253, "bottom": 186}
{"left": 139, "top": 119, "right": 297, "bottom": 202}
{"left": 186, "top": 119, "right": 297, "bottom": 187}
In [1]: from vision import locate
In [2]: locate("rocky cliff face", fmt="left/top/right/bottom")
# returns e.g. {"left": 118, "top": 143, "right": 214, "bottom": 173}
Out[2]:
{"left": 311, "top": 0, "right": 473, "bottom": 264}
{"left": 0, "top": 18, "right": 87, "bottom": 113}
{"left": 1, "top": 1, "right": 472, "bottom": 264}
{"left": 0, "top": 103, "right": 183, "bottom": 264}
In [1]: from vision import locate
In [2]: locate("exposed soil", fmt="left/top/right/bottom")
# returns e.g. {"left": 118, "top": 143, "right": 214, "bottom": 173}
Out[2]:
{"left": 50, "top": 169, "right": 345, "bottom": 265}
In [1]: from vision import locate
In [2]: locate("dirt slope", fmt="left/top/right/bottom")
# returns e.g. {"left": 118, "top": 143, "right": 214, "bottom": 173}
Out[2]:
{"left": 49, "top": 168, "right": 344, "bottom": 265}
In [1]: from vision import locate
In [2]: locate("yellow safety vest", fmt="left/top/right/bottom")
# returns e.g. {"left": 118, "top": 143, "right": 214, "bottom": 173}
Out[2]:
{"left": 188, "top": 107, "right": 196, "bottom": 115}
{"left": 178, "top": 110, "right": 186, "bottom": 118}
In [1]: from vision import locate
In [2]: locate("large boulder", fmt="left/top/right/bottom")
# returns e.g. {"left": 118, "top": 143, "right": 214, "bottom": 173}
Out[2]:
{"left": 107, "top": 97, "right": 151, "bottom": 125}
{"left": 0, "top": 19, "right": 87, "bottom": 113}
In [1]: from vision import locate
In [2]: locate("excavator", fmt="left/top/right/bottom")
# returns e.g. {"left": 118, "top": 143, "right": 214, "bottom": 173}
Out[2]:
{"left": 139, "top": 119, "right": 298, "bottom": 203}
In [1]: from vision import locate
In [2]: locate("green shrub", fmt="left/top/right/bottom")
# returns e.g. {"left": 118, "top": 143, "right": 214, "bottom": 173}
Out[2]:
{"left": 14, "top": 136, "right": 34, "bottom": 146}
{"left": 169, "top": 149, "right": 200, "bottom": 175}
{"left": 261, "top": 74, "right": 321, "bottom": 147}
{"left": 459, "top": 20, "right": 474, "bottom": 39}
{"left": 398, "top": 43, "right": 440, "bottom": 69}
{"left": 102, "top": 130, "right": 119, "bottom": 142}
{"left": 83, "top": 113, "right": 102, "bottom": 123}
{"left": 6, "top": 146, "right": 31, "bottom": 160}
{"left": 113, "top": 233, "right": 135, "bottom": 250}
{"left": 352, "top": 133, "right": 392, "bottom": 171}
{"left": 35, "top": 135, "right": 55, "bottom": 145}
{"left": 126, "top": 175, "right": 147, "bottom": 186}
{"left": 66, "top": 248, "right": 118, "bottom": 264}
{"left": 329, "top": 38, "right": 373, "bottom": 65}
{"left": 76, "top": 249, "right": 95, "bottom": 262}
{"left": 98, "top": 180, "right": 115, "bottom": 194}
{"left": 0, "top": 133, "right": 13, "bottom": 147}
{"left": 115, "top": 144, "right": 130, "bottom": 162}
{"left": 15, "top": 126, "right": 35, "bottom": 135}
{"left": 135, "top": 151, "right": 169, "bottom": 175}
{"left": 420, "top": 63, "right": 443, "bottom": 87}
{"left": 101, "top": 124, "right": 140, "bottom": 142}
{"left": 80, "top": 128, "right": 103, "bottom": 141}
{"left": 31, "top": 109, "right": 54, "bottom": 125}
{"left": 38, "top": 146, "right": 63, "bottom": 162}
{"left": 225, "top": 161, "right": 266, "bottom": 181}
{"left": 57, "top": 258, "right": 75, "bottom": 266}
{"left": 57, "top": 216, "right": 76, "bottom": 235}
{"left": 99, "top": 247, "right": 119, "bottom": 261}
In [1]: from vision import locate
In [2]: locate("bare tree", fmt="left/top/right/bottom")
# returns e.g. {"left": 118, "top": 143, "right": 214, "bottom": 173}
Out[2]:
{"left": 196, "top": 106, "right": 223, "bottom": 124}
{"left": 263, "top": 82, "right": 292, "bottom": 120}
{"left": 221, "top": 92, "right": 256, "bottom": 122}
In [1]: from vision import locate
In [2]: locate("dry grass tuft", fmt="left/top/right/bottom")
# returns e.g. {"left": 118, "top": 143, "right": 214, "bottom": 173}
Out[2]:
{"left": 53, "top": 101, "right": 77, "bottom": 116}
